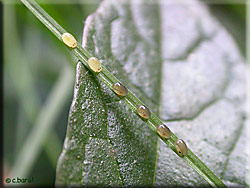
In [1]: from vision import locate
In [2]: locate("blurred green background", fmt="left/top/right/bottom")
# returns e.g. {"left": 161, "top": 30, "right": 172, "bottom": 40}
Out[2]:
{"left": 3, "top": 0, "right": 246, "bottom": 186}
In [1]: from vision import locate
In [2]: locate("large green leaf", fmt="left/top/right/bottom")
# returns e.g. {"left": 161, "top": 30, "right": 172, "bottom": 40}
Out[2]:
{"left": 56, "top": 0, "right": 248, "bottom": 186}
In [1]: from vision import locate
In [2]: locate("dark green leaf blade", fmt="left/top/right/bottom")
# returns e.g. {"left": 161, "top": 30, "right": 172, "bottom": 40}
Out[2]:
{"left": 56, "top": 61, "right": 159, "bottom": 186}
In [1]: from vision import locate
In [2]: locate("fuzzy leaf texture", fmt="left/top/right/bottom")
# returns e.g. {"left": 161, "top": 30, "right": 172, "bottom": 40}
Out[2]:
{"left": 56, "top": 0, "right": 248, "bottom": 186}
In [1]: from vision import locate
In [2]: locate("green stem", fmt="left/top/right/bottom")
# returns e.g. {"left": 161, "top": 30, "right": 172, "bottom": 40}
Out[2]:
{"left": 20, "top": 0, "right": 227, "bottom": 187}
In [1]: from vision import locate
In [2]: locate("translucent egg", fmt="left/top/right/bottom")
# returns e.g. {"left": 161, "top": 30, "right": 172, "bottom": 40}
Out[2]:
{"left": 157, "top": 124, "right": 171, "bottom": 138}
{"left": 112, "top": 83, "right": 128, "bottom": 97}
{"left": 62, "top": 33, "right": 77, "bottom": 48}
{"left": 88, "top": 57, "right": 102, "bottom": 73}
{"left": 137, "top": 105, "right": 151, "bottom": 119}
{"left": 175, "top": 139, "right": 188, "bottom": 157}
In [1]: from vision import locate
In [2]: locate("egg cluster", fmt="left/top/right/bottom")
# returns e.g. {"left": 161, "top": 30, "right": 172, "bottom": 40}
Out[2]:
{"left": 62, "top": 32, "right": 188, "bottom": 157}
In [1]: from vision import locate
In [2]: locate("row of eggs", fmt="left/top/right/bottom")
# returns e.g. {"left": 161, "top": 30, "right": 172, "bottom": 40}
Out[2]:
{"left": 62, "top": 32, "right": 188, "bottom": 157}
{"left": 112, "top": 83, "right": 188, "bottom": 157}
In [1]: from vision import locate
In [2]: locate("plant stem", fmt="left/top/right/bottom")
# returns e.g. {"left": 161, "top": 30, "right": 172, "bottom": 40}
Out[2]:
{"left": 20, "top": 0, "right": 227, "bottom": 187}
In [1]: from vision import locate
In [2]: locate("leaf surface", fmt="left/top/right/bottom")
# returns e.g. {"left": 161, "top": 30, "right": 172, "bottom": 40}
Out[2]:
{"left": 56, "top": 0, "right": 248, "bottom": 186}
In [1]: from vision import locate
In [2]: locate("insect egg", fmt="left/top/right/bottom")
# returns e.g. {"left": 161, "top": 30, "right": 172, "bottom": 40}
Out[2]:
{"left": 112, "top": 83, "right": 128, "bottom": 97}
{"left": 62, "top": 33, "right": 77, "bottom": 48}
{"left": 88, "top": 57, "right": 102, "bottom": 73}
{"left": 157, "top": 124, "right": 171, "bottom": 138}
{"left": 174, "top": 139, "right": 188, "bottom": 157}
{"left": 137, "top": 105, "right": 151, "bottom": 119}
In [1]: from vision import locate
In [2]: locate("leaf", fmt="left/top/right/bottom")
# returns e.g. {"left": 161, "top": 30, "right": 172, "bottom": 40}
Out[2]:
{"left": 56, "top": 0, "right": 248, "bottom": 186}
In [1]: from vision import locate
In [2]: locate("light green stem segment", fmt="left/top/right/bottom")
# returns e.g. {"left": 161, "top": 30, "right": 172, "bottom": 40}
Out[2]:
{"left": 20, "top": 0, "right": 227, "bottom": 187}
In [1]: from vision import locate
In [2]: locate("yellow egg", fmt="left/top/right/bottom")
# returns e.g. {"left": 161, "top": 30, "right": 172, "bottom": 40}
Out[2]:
{"left": 137, "top": 105, "right": 151, "bottom": 119}
{"left": 157, "top": 124, "right": 171, "bottom": 138}
{"left": 88, "top": 57, "right": 102, "bottom": 73}
{"left": 112, "top": 83, "right": 128, "bottom": 97}
{"left": 175, "top": 139, "right": 188, "bottom": 157}
{"left": 62, "top": 33, "right": 77, "bottom": 48}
